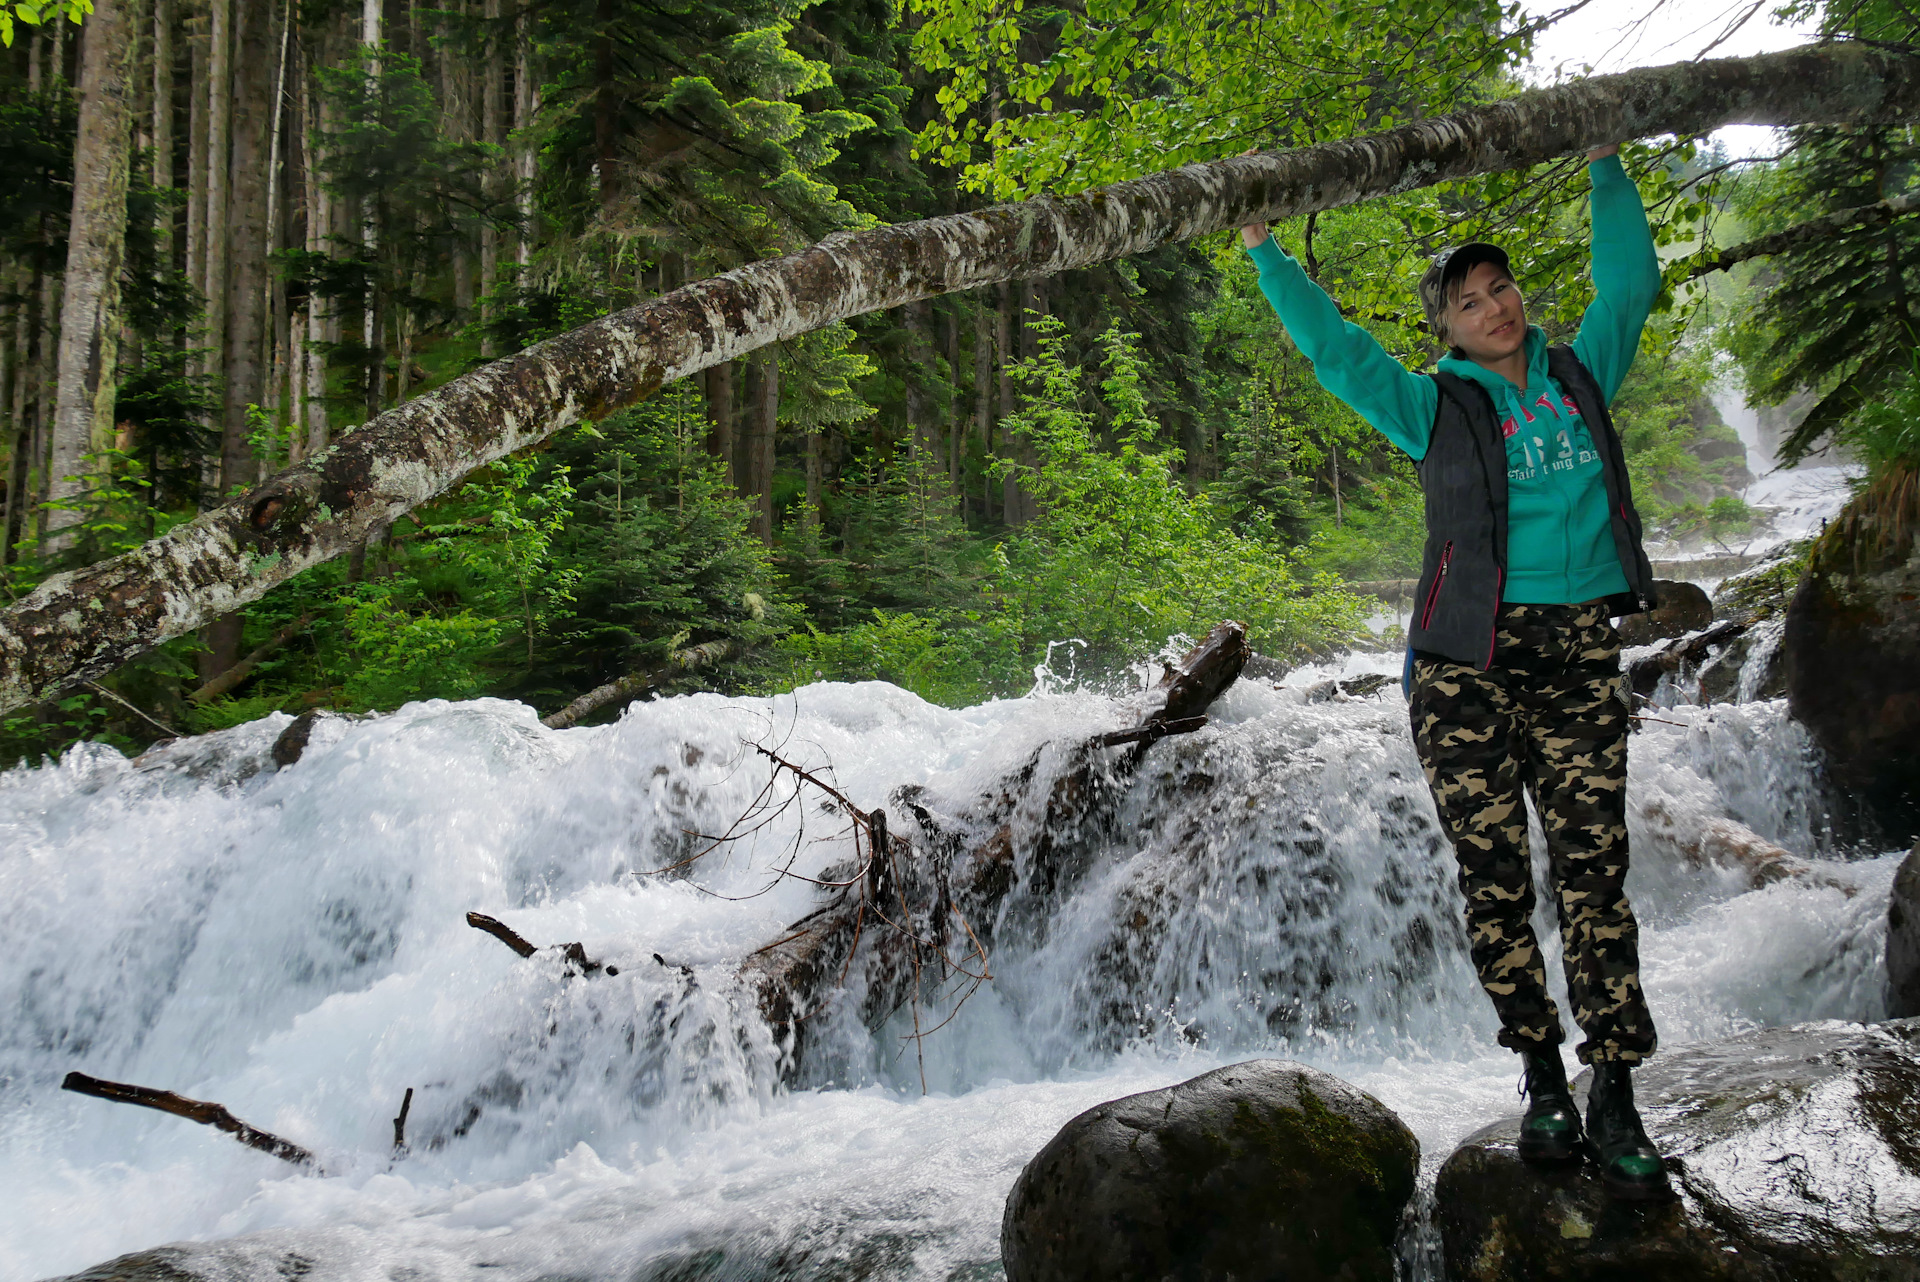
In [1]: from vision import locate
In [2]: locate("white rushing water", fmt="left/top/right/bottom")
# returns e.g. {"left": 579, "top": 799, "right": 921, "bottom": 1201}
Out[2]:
{"left": 0, "top": 662, "right": 1901, "bottom": 1281}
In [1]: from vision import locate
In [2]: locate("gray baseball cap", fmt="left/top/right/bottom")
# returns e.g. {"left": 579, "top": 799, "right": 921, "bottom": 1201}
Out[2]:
{"left": 1418, "top": 242, "right": 1512, "bottom": 338}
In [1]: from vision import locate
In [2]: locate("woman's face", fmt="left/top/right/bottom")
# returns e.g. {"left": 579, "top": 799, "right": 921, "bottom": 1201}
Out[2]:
{"left": 1445, "top": 260, "right": 1526, "bottom": 365}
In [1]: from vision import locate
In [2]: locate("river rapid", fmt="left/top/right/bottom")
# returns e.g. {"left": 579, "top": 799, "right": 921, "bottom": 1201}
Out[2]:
{"left": 0, "top": 643, "right": 1902, "bottom": 1282}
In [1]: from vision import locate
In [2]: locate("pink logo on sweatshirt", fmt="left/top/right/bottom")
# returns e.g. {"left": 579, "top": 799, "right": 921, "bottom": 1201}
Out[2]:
{"left": 1560, "top": 394, "right": 1581, "bottom": 415}
{"left": 1501, "top": 417, "right": 1518, "bottom": 438}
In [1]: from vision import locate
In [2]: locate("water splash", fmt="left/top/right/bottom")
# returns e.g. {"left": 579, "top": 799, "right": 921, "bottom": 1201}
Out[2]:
{"left": 0, "top": 663, "right": 1899, "bottom": 1281}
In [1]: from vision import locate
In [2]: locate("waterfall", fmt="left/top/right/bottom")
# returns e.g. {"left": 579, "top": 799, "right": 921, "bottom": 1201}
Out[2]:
{"left": 0, "top": 666, "right": 1901, "bottom": 1281}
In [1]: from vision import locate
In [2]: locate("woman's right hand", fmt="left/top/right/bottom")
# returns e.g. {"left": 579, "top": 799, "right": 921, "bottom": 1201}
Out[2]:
{"left": 1240, "top": 147, "right": 1271, "bottom": 249}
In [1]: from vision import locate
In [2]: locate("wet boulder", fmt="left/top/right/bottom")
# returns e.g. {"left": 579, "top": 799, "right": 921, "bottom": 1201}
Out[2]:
{"left": 1618, "top": 579, "right": 1713, "bottom": 647}
{"left": 1893, "top": 843, "right": 1920, "bottom": 1019}
{"left": 1783, "top": 481, "right": 1920, "bottom": 839}
{"left": 1001, "top": 1059, "right": 1418, "bottom": 1282}
{"left": 1436, "top": 1019, "right": 1920, "bottom": 1281}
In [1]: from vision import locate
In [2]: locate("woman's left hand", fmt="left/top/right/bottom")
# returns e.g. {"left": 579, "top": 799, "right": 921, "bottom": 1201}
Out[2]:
{"left": 1586, "top": 143, "right": 1620, "bottom": 162}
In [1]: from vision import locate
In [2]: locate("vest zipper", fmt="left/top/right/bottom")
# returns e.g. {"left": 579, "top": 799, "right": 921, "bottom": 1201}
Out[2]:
{"left": 1420, "top": 541, "right": 1454, "bottom": 629}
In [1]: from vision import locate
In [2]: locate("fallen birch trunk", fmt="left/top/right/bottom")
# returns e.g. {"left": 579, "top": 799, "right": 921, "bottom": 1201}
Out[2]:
{"left": 541, "top": 639, "right": 735, "bottom": 729}
{"left": 739, "top": 622, "right": 1249, "bottom": 1067}
{"left": 61, "top": 1072, "right": 317, "bottom": 1168}
{"left": 6, "top": 43, "right": 1920, "bottom": 713}
{"left": 1637, "top": 801, "right": 1854, "bottom": 896}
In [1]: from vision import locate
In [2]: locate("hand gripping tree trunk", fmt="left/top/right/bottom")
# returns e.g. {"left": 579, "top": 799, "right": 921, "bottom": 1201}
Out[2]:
{"left": 45, "top": 0, "right": 143, "bottom": 554}
{"left": 5, "top": 42, "right": 1920, "bottom": 712}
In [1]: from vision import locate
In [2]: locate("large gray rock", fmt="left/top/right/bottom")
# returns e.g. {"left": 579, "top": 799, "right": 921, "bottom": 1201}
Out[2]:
{"left": 1783, "top": 497, "right": 1920, "bottom": 840}
{"left": 1618, "top": 579, "right": 1713, "bottom": 647}
{"left": 1436, "top": 1019, "right": 1920, "bottom": 1281}
{"left": 1001, "top": 1060, "right": 1418, "bottom": 1282}
{"left": 1893, "top": 843, "right": 1920, "bottom": 1019}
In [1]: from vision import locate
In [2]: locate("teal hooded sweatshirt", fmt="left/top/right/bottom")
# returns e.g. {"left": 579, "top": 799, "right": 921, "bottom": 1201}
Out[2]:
{"left": 1245, "top": 156, "right": 1661, "bottom": 604}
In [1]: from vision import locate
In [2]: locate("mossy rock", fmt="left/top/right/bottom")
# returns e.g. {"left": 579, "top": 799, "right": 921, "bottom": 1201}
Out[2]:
{"left": 1000, "top": 1059, "right": 1418, "bottom": 1282}
{"left": 1437, "top": 1019, "right": 1920, "bottom": 1281}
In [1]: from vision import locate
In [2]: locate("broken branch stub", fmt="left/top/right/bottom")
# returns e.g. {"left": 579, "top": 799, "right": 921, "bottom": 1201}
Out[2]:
{"left": 465, "top": 911, "right": 619, "bottom": 976}
{"left": 7, "top": 44, "right": 1920, "bottom": 713}
{"left": 61, "top": 1072, "right": 317, "bottom": 1169}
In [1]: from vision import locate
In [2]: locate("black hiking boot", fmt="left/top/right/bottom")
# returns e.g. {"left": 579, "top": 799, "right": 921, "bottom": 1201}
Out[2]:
{"left": 1516, "top": 1048, "right": 1583, "bottom": 1165}
{"left": 1585, "top": 1062, "right": 1672, "bottom": 1200}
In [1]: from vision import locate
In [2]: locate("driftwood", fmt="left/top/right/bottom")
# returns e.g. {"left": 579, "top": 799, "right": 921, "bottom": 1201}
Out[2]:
{"left": 189, "top": 613, "right": 314, "bottom": 704}
{"left": 738, "top": 622, "right": 1249, "bottom": 1069}
{"left": 465, "top": 911, "right": 620, "bottom": 976}
{"left": 1628, "top": 619, "right": 1747, "bottom": 701}
{"left": 61, "top": 1072, "right": 317, "bottom": 1168}
{"left": 541, "top": 639, "right": 735, "bottom": 729}
{"left": 8, "top": 44, "right": 1920, "bottom": 716}
{"left": 1638, "top": 802, "right": 1854, "bottom": 897}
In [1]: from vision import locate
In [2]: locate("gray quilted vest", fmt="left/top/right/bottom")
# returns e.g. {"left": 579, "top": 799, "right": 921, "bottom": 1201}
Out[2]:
{"left": 1408, "top": 346, "right": 1658, "bottom": 669}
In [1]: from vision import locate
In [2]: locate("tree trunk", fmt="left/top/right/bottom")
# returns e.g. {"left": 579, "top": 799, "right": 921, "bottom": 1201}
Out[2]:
{"left": 5, "top": 42, "right": 1920, "bottom": 711}
{"left": 303, "top": 30, "right": 331, "bottom": 456}
{"left": 741, "top": 352, "right": 777, "bottom": 542}
{"left": 204, "top": 0, "right": 230, "bottom": 422}
{"left": 973, "top": 293, "right": 991, "bottom": 523}
{"left": 220, "top": 0, "right": 270, "bottom": 496}
{"left": 360, "top": 0, "right": 383, "bottom": 423}
{"left": 704, "top": 361, "right": 734, "bottom": 485}
{"left": 5, "top": 266, "right": 38, "bottom": 560}
{"left": 45, "top": 0, "right": 143, "bottom": 554}
{"left": 439, "top": 0, "right": 475, "bottom": 316}
{"left": 184, "top": 6, "right": 205, "bottom": 347}
{"left": 1, "top": 270, "right": 23, "bottom": 563}
{"left": 996, "top": 279, "right": 1015, "bottom": 524}
{"left": 478, "top": 0, "right": 502, "bottom": 355}
{"left": 151, "top": 0, "right": 173, "bottom": 249}
{"left": 204, "top": 0, "right": 272, "bottom": 678}
{"left": 513, "top": 6, "right": 536, "bottom": 269}
{"left": 944, "top": 303, "right": 962, "bottom": 493}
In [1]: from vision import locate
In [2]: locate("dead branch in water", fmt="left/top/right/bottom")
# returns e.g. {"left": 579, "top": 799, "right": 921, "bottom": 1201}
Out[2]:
{"left": 61, "top": 1072, "right": 317, "bottom": 1169}
{"left": 392, "top": 1088, "right": 413, "bottom": 1156}
{"left": 734, "top": 622, "right": 1249, "bottom": 1079}
{"left": 465, "top": 911, "right": 620, "bottom": 976}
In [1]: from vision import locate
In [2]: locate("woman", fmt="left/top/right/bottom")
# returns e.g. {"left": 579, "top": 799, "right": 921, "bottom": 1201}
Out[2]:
{"left": 1240, "top": 144, "right": 1670, "bottom": 1200}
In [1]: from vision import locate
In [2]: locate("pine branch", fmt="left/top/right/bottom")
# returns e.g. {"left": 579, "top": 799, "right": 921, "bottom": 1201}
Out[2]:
{"left": 1687, "top": 190, "right": 1920, "bottom": 279}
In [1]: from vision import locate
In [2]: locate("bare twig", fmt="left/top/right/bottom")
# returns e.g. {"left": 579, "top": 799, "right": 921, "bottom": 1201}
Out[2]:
{"left": 62, "top": 1072, "right": 317, "bottom": 1169}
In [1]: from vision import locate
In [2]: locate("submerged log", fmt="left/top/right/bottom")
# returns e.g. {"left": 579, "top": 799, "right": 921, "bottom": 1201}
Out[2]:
{"left": 1627, "top": 619, "right": 1747, "bottom": 701}
{"left": 739, "top": 622, "right": 1250, "bottom": 1066}
{"left": 8, "top": 44, "right": 1920, "bottom": 714}
{"left": 61, "top": 1072, "right": 317, "bottom": 1168}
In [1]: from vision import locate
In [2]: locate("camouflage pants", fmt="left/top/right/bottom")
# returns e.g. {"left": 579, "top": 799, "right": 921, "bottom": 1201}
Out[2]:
{"left": 1409, "top": 603, "right": 1657, "bottom": 1065}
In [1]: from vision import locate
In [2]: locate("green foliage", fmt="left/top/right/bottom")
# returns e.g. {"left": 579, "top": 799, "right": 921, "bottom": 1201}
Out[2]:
{"left": 525, "top": 385, "right": 793, "bottom": 704}
{"left": 1717, "top": 122, "right": 1920, "bottom": 465}
{"left": 1834, "top": 348, "right": 1920, "bottom": 476}
{"left": 0, "top": 0, "right": 87, "bottom": 49}
{"left": 991, "top": 316, "right": 1368, "bottom": 674}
